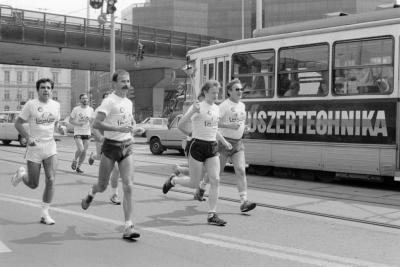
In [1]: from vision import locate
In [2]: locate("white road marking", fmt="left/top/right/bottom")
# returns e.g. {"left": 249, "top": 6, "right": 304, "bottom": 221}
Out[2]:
{"left": 202, "top": 233, "right": 393, "bottom": 267}
{"left": 0, "top": 241, "right": 11, "bottom": 253}
{"left": 0, "top": 193, "right": 393, "bottom": 266}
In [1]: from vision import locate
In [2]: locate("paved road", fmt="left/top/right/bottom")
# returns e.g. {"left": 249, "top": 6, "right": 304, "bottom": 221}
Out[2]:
{"left": 0, "top": 137, "right": 399, "bottom": 266}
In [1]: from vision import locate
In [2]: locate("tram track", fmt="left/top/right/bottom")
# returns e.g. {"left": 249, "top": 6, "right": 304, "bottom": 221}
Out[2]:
{"left": 2, "top": 146, "right": 400, "bottom": 230}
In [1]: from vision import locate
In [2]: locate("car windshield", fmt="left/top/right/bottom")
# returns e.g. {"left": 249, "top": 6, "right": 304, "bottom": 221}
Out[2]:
{"left": 140, "top": 118, "right": 150, "bottom": 124}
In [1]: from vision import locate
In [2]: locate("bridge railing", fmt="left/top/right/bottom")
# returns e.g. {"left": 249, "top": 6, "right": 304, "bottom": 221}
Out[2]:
{"left": 0, "top": 7, "right": 230, "bottom": 59}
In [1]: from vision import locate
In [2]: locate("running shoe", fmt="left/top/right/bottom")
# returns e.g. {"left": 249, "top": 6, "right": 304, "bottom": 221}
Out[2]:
{"left": 122, "top": 225, "right": 141, "bottom": 239}
{"left": 193, "top": 187, "right": 206, "bottom": 201}
{"left": 162, "top": 175, "right": 175, "bottom": 194}
{"left": 11, "top": 166, "right": 25, "bottom": 187}
{"left": 81, "top": 194, "right": 94, "bottom": 210}
{"left": 207, "top": 213, "right": 227, "bottom": 226}
{"left": 110, "top": 194, "right": 121, "bottom": 205}
{"left": 240, "top": 201, "right": 257, "bottom": 212}
{"left": 88, "top": 152, "right": 94, "bottom": 165}
{"left": 71, "top": 160, "right": 77, "bottom": 170}
{"left": 76, "top": 167, "right": 84, "bottom": 174}
{"left": 40, "top": 215, "right": 55, "bottom": 225}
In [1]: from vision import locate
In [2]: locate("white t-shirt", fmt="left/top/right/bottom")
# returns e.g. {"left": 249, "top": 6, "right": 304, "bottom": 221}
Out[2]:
{"left": 70, "top": 105, "right": 94, "bottom": 135}
{"left": 218, "top": 99, "right": 246, "bottom": 139}
{"left": 97, "top": 93, "right": 134, "bottom": 141}
{"left": 189, "top": 101, "right": 219, "bottom": 141}
{"left": 19, "top": 99, "right": 60, "bottom": 142}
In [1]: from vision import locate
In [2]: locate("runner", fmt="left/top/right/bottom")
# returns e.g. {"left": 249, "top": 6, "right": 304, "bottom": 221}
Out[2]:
{"left": 69, "top": 93, "right": 94, "bottom": 174}
{"left": 80, "top": 69, "right": 140, "bottom": 239}
{"left": 11, "top": 78, "right": 62, "bottom": 225}
{"left": 194, "top": 79, "right": 256, "bottom": 212}
{"left": 162, "top": 80, "right": 232, "bottom": 226}
{"left": 89, "top": 91, "right": 121, "bottom": 205}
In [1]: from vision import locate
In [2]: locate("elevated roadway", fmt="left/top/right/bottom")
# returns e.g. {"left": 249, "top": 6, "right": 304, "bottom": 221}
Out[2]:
{"left": 0, "top": 7, "right": 229, "bottom": 71}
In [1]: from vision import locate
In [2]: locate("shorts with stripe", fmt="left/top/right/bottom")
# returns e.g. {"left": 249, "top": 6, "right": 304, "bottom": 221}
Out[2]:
{"left": 189, "top": 138, "right": 218, "bottom": 162}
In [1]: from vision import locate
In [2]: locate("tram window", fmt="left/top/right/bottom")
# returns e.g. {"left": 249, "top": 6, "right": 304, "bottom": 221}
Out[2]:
{"left": 232, "top": 50, "right": 275, "bottom": 98}
{"left": 278, "top": 44, "right": 329, "bottom": 97}
{"left": 333, "top": 37, "right": 393, "bottom": 95}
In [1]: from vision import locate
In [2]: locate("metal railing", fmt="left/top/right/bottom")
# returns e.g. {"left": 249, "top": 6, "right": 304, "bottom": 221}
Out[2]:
{"left": 0, "top": 7, "right": 230, "bottom": 59}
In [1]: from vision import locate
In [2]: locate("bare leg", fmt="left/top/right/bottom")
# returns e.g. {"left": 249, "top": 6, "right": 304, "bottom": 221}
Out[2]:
{"left": 92, "top": 155, "right": 115, "bottom": 194}
{"left": 42, "top": 155, "right": 58, "bottom": 203}
{"left": 204, "top": 156, "right": 220, "bottom": 213}
{"left": 118, "top": 154, "right": 135, "bottom": 222}
{"left": 78, "top": 139, "right": 89, "bottom": 166}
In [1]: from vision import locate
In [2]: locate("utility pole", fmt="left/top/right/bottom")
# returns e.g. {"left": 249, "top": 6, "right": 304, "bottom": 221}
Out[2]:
{"left": 256, "top": 0, "right": 262, "bottom": 30}
{"left": 241, "top": 0, "right": 244, "bottom": 39}
{"left": 110, "top": 12, "right": 115, "bottom": 75}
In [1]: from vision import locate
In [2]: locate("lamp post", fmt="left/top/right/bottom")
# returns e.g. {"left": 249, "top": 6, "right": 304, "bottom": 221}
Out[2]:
{"left": 110, "top": 12, "right": 115, "bottom": 75}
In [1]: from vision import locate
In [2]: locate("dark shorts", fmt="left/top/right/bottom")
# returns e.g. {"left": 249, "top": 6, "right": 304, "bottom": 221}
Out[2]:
{"left": 74, "top": 135, "right": 91, "bottom": 140}
{"left": 219, "top": 137, "right": 244, "bottom": 158}
{"left": 189, "top": 138, "right": 219, "bottom": 162}
{"left": 101, "top": 138, "right": 134, "bottom": 163}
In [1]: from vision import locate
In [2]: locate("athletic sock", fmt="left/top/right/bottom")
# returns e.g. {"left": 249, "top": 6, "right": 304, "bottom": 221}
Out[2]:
{"left": 111, "top": 187, "right": 118, "bottom": 195}
{"left": 88, "top": 187, "right": 95, "bottom": 197}
{"left": 125, "top": 220, "right": 133, "bottom": 228}
{"left": 199, "top": 180, "right": 207, "bottom": 190}
{"left": 239, "top": 191, "right": 247, "bottom": 204}
{"left": 41, "top": 202, "right": 50, "bottom": 217}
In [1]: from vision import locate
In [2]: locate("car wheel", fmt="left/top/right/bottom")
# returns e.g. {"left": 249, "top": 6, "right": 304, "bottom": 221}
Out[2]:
{"left": 1, "top": 140, "right": 11, "bottom": 145}
{"left": 19, "top": 135, "right": 27, "bottom": 147}
{"left": 149, "top": 138, "right": 163, "bottom": 155}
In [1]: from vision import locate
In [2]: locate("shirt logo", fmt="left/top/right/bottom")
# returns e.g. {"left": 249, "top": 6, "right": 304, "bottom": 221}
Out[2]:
{"left": 120, "top": 107, "right": 125, "bottom": 113}
{"left": 38, "top": 107, "right": 43, "bottom": 112}
{"left": 36, "top": 112, "right": 56, "bottom": 125}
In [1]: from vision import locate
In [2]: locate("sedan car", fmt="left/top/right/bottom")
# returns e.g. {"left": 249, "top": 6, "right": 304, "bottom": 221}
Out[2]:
{"left": 0, "top": 111, "right": 28, "bottom": 146}
{"left": 146, "top": 114, "right": 186, "bottom": 155}
{"left": 135, "top": 117, "right": 168, "bottom": 137}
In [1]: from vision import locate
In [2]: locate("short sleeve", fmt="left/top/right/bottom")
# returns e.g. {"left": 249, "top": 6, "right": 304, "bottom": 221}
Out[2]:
{"left": 70, "top": 107, "right": 77, "bottom": 119}
{"left": 56, "top": 102, "right": 61, "bottom": 121}
{"left": 97, "top": 98, "right": 112, "bottom": 116}
{"left": 19, "top": 100, "right": 32, "bottom": 121}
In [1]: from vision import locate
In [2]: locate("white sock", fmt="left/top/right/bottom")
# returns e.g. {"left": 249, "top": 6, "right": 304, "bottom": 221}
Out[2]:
{"left": 111, "top": 187, "right": 118, "bottom": 195}
{"left": 88, "top": 187, "right": 95, "bottom": 197}
{"left": 239, "top": 191, "right": 247, "bottom": 204}
{"left": 125, "top": 220, "right": 133, "bottom": 228}
{"left": 41, "top": 202, "right": 50, "bottom": 217}
{"left": 199, "top": 180, "right": 207, "bottom": 190}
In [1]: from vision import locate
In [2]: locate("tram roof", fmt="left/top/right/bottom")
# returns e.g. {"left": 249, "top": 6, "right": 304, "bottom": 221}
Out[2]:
{"left": 253, "top": 7, "right": 400, "bottom": 38}
{"left": 188, "top": 8, "right": 400, "bottom": 57}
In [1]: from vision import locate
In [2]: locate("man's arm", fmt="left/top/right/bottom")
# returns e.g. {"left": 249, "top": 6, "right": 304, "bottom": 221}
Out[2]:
{"left": 216, "top": 131, "right": 232, "bottom": 150}
{"left": 93, "top": 112, "right": 133, "bottom": 133}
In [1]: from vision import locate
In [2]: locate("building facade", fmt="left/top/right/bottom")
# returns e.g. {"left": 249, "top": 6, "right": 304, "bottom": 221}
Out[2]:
{"left": 123, "top": 0, "right": 394, "bottom": 40}
{"left": 0, "top": 65, "right": 72, "bottom": 118}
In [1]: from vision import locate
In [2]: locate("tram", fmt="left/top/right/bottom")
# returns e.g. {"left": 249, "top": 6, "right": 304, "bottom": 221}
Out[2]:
{"left": 185, "top": 7, "right": 400, "bottom": 181}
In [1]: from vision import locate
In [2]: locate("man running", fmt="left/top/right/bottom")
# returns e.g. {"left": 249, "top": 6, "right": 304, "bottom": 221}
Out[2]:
{"left": 69, "top": 93, "right": 94, "bottom": 173}
{"left": 12, "top": 78, "right": 61, "bottom": 225}
{"left": 89, "top": 91, "right": 121, "bottom": 205}
{"left": 194, "top": 79, "right": 256, "bottom": 212}
{"left": 81, "top": 69, "right": 140, "bottom": 239}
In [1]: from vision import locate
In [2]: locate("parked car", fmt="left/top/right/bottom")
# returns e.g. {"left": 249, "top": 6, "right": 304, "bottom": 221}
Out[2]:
{"left": 135, "top": 117, "right": 168, "bottom": 137}
{"left": 60, "top": 116, "right": 74, "bottom": 134}
{"left": 146, "top": 114, "right": 186, "bottom": 155}
{"left": 0, "top": 111, "right": 28, "bottom": 146}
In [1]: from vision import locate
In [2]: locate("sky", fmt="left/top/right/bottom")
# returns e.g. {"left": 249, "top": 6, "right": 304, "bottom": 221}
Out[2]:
{"left": 0, "top": 0, "right": 145, "bottom": 22}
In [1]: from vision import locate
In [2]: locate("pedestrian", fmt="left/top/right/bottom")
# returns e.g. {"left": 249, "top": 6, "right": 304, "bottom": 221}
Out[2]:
{"left": 89, "top": 91, "right": 121, "bottom": 205}
{"left": 81, "top": 69, "right": 140, "bottom": 239}
{"left": 194, "top": 79, "right": 256, "bottom": 212}
{"left": 162, "top": 80, "right": 232, "bottom": 226}
{"left": 69, "top": 93, "right": 94, "bottom": 173}
{"left": 11, "top": 78, "right": 62, "bottom": 225}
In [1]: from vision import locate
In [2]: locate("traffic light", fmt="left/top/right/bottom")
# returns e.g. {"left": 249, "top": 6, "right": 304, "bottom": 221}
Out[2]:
{"left": 90, "top": 0, "right": 104, "bottom": 9}
{"left": 137, "top": 42, "right": 144, "bottom": 60}
{"left": 106, "top": 0, "right": 117, "bottom": 14}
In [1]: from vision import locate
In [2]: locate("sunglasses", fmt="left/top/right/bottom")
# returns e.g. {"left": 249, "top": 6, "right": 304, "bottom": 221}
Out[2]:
{"left": 234, "top": 88, "right": 244, "bottom": 92}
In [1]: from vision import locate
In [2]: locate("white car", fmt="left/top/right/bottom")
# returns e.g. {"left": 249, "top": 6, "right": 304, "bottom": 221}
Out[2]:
{"left": 0, "top": 111, "right": 28, "bottom": 146}
{"left": 135, "top": 117, "right": 168, "bottom": 137}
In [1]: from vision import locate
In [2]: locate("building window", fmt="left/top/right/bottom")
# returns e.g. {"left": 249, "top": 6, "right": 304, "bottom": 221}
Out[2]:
{"left": 16, "top": 89, "right": 22, "bottom": 100}
{"left": 28, "top": 91, "right": 35, "bottom": 99}
{"left": 28, "top": 71, "right": 35, "bottom": 82}
{"left": 4, "top": 105, "right": 9, "bottom": 111}
{"left": 17, "top": 71, "right": 22, "bottom": 84}
{"left": 4, "top": 71, "right": 10, "bottom": 83}
{"left": 16, "top": 105, "right": 21, "bottom": 111}
{"left": 52, "top": 72, "right": 59, "bottom": 83}
{"left": 4, "top": 90, "right": 10, "bottom": 100}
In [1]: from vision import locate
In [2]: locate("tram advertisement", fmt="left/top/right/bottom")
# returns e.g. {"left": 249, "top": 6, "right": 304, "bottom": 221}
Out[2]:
{"left": 244, "top": 99, "right": 396, "bottom": 144}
